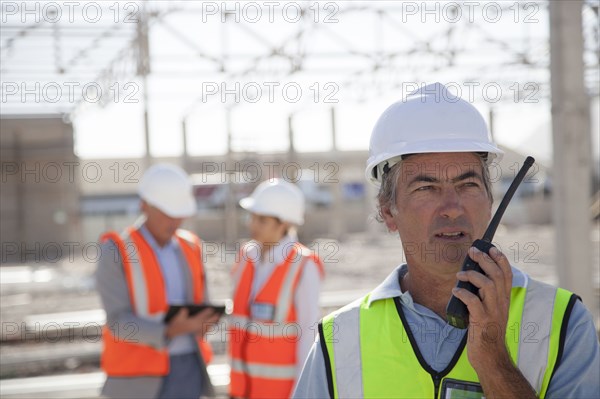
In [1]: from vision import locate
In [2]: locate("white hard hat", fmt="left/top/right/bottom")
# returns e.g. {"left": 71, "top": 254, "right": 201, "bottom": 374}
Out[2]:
{"left": 138, "top": 163, "right": 196, "bottom": 218}
{"left": 365, "top": 82, "right": 503, "bottom": 185}
{"left": 239, "top": 179, "right": 305, "bottom": 225}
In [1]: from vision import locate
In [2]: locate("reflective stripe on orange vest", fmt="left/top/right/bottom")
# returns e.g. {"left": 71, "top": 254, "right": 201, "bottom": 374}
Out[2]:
{"left": 100, "top": 227, "right": 212, "bottom": 377}
{"left": 229, "top": 243, "right": 324, "bottom": 399}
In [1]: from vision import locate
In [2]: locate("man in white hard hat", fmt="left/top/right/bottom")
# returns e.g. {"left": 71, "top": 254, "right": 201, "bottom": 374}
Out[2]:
{"left": 229, "top": 178, "right": 325, "bottom": 399}
{"left": 293, "top": 83, "right": 599, "bottom": 398}
{"left": 95, "top": 163, "right": 221, "bottom": 399}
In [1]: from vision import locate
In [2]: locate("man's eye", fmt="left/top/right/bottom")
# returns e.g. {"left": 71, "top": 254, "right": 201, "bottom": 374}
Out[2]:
{"left": 415, "top": 185, "right": 433, "bottom": 191}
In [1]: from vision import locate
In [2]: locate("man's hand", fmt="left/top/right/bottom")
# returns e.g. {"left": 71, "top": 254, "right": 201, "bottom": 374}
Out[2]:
{"left": 165, "top": 308, "right": 221, "bottom": 339}
{"left": 452, "top": 246, "right": 537, "bottom": 398}
{"left": 453, "top": 246, "right": 512, "bottom": 369}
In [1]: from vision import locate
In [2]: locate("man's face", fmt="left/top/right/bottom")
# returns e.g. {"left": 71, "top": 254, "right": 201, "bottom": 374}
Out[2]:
{"left": 248, "top": 213, "right": 287, "bottom": 245}
{"left": 382, "top": 152, "right": 492, "bottom": 275}
{"left": 141, "top": 201, "right": 184, "bottom": 247}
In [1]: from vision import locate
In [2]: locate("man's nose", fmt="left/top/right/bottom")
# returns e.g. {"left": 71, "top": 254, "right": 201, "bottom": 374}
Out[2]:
{"left": 439, "top": 188, "right": 464, "bottom": 220}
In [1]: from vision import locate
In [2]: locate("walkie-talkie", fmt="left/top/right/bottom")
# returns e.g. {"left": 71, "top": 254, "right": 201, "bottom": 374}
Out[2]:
{"left": 446, "top": 156, "right": 535, "bottom": 329}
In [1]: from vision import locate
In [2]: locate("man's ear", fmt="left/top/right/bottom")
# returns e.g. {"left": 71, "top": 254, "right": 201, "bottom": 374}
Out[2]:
{"left": 140, "top": 200, "right": 149, "bottom": 214}
{"left": 280, "top": 221, "right": 292, "bottom": 235}
{"left": 381, "top": 205, "right": 398, "bottom": 232}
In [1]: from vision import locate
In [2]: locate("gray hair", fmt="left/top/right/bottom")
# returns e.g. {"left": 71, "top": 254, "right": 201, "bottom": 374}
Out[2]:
{"left": 376, "top": 153, "right": 493, "bottom": 222}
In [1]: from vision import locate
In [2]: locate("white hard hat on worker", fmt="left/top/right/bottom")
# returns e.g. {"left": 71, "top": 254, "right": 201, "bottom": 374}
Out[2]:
{"left": 138, "top": 163, "right": 196, "bottom": 218}
{"left": 239, "top": 178, "right": 305, "bottom": 225}
{"left": 365, "top": 82, "right": 503, "bottom": 185}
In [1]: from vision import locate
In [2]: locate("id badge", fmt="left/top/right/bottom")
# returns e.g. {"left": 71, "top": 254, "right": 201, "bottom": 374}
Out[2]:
{"left": 250, "top": 302, "right": 275, "bottom": 321}
{"left": 441, "top": 379, "right": 485, "bottom": 399}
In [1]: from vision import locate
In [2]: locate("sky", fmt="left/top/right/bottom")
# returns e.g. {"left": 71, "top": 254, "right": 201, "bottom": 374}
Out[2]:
{"left": 1, "top": 1, "right": 598, "bottom": 165}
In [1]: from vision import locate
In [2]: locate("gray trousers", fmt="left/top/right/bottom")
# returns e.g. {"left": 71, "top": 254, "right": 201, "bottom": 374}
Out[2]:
{"left": 158, "top": 353, "right": 204, "bottom": 399}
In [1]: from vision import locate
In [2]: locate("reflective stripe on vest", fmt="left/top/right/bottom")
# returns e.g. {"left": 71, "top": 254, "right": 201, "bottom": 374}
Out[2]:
{"left": 229, "top": 243, "right": 324, "bottom": 399}
{"left": 125, "top": 227, "right": 167, "bottom": 321}
{"left": 321, "top": 279, "right": 575, "bottom": 399}
{"left": 507, "top": 279, "right": 575, "bottom": 398}
{"left": 231, "top": 359, "right": 297, "bottom": 380}
{"left": 100, "top": 227, "right": 210, "bottom": 377}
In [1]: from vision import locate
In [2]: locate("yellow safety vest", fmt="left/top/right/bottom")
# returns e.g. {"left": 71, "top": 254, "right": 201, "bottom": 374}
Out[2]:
{"left": 320, "top": 278, "right": 577, "bottom": 399}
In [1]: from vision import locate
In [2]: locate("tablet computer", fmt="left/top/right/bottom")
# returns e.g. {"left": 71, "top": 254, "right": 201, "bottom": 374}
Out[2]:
{"left": 164, "top": 303, "right": 228, "bottom": 323}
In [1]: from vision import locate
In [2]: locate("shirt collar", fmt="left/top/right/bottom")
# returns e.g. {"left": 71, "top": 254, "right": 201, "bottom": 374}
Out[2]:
{"left": 139, "top": 224, "right": 177, "bottom": 251}
{"left": 367, "top": 263, "right": 528, "bottom": 307}
{"left": 253, "top": 233, "right": 296, "bottom": 266}
{"left": 367, "top": 265, "right": 406, "bottom": 306}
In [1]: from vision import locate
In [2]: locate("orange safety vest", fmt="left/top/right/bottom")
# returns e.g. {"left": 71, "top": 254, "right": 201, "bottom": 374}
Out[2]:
{"left": 229, "top": 242, "right": 324, "bottom": 399}
{"left": 100, "top": 227, "right": 213, "bottom": 377}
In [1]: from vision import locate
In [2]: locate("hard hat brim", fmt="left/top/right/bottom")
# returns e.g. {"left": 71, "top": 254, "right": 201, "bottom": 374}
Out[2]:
{"left": 239, "top": 197, "right": 256, "bottom": 213}
{"left": 239, "top": 196, "right": 304, "bottom": 225}
{"left": 366, "top": 141, "right": 504, "bottom": 185}
{"left": 147, "top": 194, "right": 197, "bottom": 218}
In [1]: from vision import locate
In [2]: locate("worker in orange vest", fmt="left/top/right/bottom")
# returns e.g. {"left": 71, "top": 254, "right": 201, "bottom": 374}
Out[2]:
{"left": 95, "top": 163, "right": 221, "bottom": 399}
{"left": 229, "top": 178, "right": 325, "bottom": 399}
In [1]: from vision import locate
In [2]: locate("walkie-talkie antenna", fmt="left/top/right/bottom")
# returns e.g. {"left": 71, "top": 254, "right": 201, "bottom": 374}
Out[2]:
{"left": 481, "top": 156, "right": 535, "bottom": 242}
